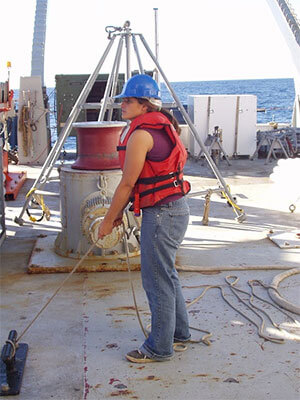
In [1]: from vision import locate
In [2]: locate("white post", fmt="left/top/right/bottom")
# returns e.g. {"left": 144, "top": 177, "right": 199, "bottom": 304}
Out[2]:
{"left": 31, "top": 0, "right": 48, "bottom": 86}
{"left": 153, "top": 8, "right": 160, "bottom": 87}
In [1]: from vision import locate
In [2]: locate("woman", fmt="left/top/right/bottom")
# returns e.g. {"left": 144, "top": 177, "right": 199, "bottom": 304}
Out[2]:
{"left": 98, "top": 74, "right": 191, "bottom": 363}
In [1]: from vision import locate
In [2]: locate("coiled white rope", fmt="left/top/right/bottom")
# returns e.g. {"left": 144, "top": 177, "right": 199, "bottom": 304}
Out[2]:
{"left": 268, "top": 269, "right": 300, "bottom": 315}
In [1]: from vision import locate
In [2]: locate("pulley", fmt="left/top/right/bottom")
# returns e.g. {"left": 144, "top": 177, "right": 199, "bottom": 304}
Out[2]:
{"left": 81, "top": 191, "right": 128, "bottom": 249}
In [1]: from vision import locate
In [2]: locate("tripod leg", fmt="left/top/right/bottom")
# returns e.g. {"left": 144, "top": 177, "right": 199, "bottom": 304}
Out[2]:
{"left": 201, "top": 139, "right": 215, "bottom": 163}
{"left": 218, "top": 142, "right": 231, "bottom": 166}
{"left": 250, "top": 135, "right": 267, "bottom": 160}
{"left": 138, "top": 34, "right": 245, "bottom": 221}
{"left": 107, "top": 40, "right": 123, "bottom": 121}
{"left": 266, "top": 139, "right": 276, "bottom": 164}
{"left": 132, "top": 34, "right": 144, "bottom": 73}
{"left": 108, "top": 33, "right": 144, "bottom": 121}
{"left": 125, "top": 26, "right": 131, "bottom": 79}
{"left": 98, "top": 36, "right": 124, "bottom": 121}
{"left": 15, "top": 36, "right": 117, "bottom": 225}
{"left": 278, "top": 137, "right": 289, "bottom": 159}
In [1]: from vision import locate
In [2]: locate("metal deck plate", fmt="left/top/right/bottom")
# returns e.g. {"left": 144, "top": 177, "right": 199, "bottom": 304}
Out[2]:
{"left": 268, "top": 229, "right": 300, "bottom": 248}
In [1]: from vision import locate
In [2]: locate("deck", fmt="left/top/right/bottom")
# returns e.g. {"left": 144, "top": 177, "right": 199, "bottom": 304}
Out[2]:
{"left": 1, "top": 157, "right": 299, "bottom": 399}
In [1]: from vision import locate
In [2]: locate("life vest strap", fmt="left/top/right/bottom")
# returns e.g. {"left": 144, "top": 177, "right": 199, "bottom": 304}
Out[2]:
{"left": 137, "top": 171, "right": 182, "bottom": 185}
{"left": 139, "top": 180, "right": 184, "bottom": 198}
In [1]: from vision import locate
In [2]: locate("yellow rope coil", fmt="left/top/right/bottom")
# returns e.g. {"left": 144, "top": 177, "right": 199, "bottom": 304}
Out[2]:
{"left": 25, "top": 187, "right": 51, "bottom": 222}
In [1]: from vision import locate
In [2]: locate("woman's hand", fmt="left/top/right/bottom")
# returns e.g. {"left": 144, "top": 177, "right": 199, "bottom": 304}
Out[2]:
{"left": 98, "top": 218, "right": 114, "bottom": 240}
{"left": 98, "top": 212, "right": 124, "bottom": 239}
{"left": 113, "top": 211, "right": 124, "bottom": 228}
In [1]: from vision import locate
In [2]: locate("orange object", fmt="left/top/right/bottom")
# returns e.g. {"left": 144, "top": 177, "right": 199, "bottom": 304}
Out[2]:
{"left": 2, "top": 150, "right": 27, "bottom": 200}
{"left": 0, "top": 82, "right": 13, "bottom": 112}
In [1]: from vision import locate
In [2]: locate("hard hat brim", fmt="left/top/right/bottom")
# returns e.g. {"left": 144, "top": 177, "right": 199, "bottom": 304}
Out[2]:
{"left": 113, "top": 74, "right": 161, "bottom": 100}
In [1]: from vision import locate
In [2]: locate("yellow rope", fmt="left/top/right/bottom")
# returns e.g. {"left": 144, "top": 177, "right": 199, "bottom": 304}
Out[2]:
{"left": 221, "top": 185, "right": 244, "bottom": 213}
{"left": 26, "top": 187, "right": 37, "bottom": 198}
{"left": 25, "top": 187, "right": 50, "bottom": 222}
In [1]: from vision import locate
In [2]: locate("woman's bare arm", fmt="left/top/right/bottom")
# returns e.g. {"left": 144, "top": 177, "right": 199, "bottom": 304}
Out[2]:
{"left": 98, "top": 129, "right": 153, "bottom": 238}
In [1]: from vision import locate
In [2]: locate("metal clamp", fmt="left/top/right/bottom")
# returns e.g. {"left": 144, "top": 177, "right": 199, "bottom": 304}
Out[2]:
{"left": 0, "top": 330, "right": 28, "bottom": 396}
{"left": 105, "top": 25, "right": 123, "bottom": 39}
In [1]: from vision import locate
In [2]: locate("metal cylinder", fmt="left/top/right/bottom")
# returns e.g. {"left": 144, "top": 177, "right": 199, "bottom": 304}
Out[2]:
{"left": 54, "top": 166, "right": 140, "bottom": 260}
{"left": 71, "top": 121, "right": 126, "bottom": 170}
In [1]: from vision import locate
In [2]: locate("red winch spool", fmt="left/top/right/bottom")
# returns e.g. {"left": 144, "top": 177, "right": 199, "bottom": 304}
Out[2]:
{"left": 72, "top": 121, "right": 126, "bottom": 170}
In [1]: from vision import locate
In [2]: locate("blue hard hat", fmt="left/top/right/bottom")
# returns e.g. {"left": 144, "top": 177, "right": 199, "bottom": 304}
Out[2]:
{"left": 114, "top": 74, "right": 161, "bottom": 99}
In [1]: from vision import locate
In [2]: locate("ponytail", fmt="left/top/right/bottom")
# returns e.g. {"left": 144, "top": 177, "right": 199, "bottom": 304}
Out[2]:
{"left": 159, "top": 108, "right": 181, "bottom": 136}
{"left": 137, "top": 97, "right": 181, "bottom": 135}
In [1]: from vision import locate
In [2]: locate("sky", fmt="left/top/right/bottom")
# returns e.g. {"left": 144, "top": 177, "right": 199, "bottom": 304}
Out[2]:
{"left": 2, "top": 0, "right": 300, "bottom": 89}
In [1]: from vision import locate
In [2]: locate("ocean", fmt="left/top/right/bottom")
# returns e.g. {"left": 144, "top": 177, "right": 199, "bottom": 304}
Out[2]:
{"left": 15, "top": 77, "right": 296, "bottom": 150}
{"left": 160, "top": 78, "right": 295, "bottom": 124}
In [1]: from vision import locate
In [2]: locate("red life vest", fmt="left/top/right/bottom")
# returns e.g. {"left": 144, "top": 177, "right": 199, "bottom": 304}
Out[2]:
{"left": 117, "top": 112, "right": 191, "bottom": 216}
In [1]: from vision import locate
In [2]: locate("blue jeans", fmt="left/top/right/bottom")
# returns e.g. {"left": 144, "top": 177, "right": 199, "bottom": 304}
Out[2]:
{"left": 139, "top": 196, "right": 191, "bottom": 361}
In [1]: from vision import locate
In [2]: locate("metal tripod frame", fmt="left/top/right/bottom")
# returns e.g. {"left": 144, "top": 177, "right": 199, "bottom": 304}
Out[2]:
{"left": 198, "top": 127, "right": 231, "bottom": 167}
{"left": 15, "top": 21, "right": 246, "bottom": 225}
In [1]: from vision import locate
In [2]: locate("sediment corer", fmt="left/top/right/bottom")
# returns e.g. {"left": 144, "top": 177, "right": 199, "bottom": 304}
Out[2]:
{"left": 0, "top": 330, "right": 28, "bottom": 396}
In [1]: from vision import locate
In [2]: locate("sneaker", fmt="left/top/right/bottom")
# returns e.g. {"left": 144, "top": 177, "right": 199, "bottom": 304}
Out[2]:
{"left": 126, "top": 349, "right": 156, "bottom": 363}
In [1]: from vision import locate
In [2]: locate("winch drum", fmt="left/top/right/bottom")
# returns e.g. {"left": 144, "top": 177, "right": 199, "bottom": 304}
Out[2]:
{"left": 71, "top": 121, "right": 126, "bottom": 170}
{"left": 54, "top": 166, "right": 140, "bottom": 260}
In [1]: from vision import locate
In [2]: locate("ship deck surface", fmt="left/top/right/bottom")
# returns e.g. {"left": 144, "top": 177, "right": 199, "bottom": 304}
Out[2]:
{"left": 1, "top": 157, "right": 299, "bottom": 400}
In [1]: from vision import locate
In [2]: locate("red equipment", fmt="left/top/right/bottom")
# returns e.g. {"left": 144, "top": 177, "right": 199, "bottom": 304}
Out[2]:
{"left": 2, "top": 150, "right": 27, "bottom": 201}
{"left": 71, "top": 122, "right": 126, "bottom": 170}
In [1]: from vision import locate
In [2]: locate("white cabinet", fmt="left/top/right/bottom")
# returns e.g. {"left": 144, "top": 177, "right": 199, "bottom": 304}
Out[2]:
{"left": 17, "top": 76, "right": 50, "bottom": 165}
{"left": 188, "top": 94, "right": 257, "bottom": 157}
